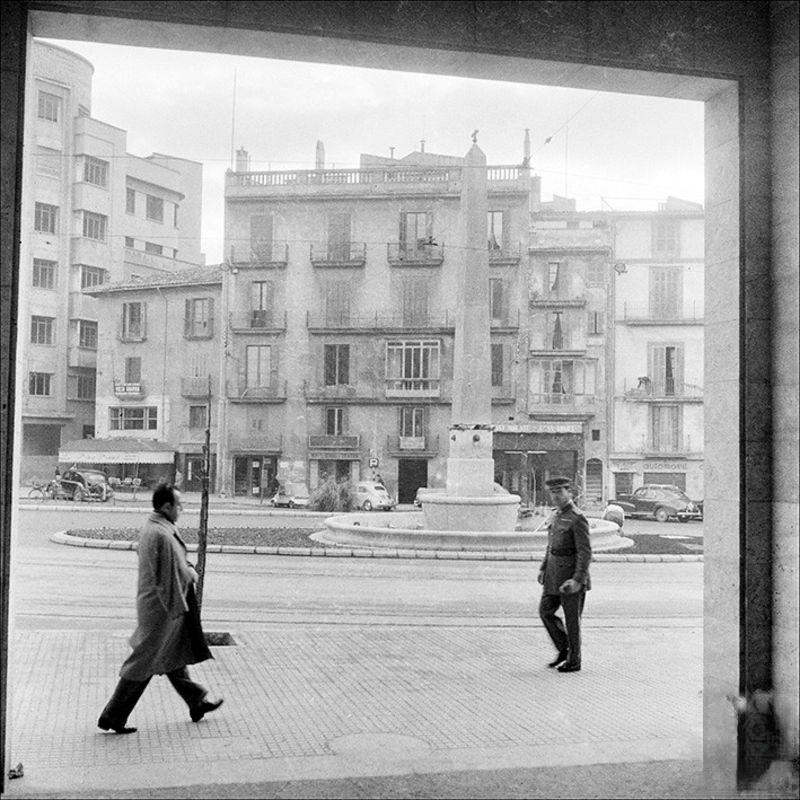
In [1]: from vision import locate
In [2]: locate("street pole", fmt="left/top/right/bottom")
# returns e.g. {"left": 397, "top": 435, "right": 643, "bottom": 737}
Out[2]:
{"left": 196, "top": 374, "right": 211, "bottom": 609}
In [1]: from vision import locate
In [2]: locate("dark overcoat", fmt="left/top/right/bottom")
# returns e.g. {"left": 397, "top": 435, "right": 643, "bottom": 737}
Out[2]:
{"left": 538, "top": 502, "right": 592, "bottom": 595}
{"left": 119, "top": 513, "right": 211, "bottom": 680}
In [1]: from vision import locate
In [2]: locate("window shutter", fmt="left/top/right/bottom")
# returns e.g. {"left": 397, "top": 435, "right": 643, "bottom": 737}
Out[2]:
{"left": 270, "top": 343, "right": 279, "bottom": 391}
{"left": 340, "top": 344, "right": 350, "bottom": 384}
{"left": 185, "top": 299, "right": 192, "bottom": 337}
{"left": 399, "top": 212, "right": 407, "bottom": 245}
{"left": 425, "top": 212, "right": 433, "bottom": 241}
{"left": 142, "top": 303, "right": 147, "bottom": 338}
{"left": 208, "top": 298, "right": 215, "bottom": 336}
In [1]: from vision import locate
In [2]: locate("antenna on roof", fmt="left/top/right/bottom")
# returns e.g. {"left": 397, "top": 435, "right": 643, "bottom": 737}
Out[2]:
{"left": 229, "top": 68, "right": 237, "bottom": 171}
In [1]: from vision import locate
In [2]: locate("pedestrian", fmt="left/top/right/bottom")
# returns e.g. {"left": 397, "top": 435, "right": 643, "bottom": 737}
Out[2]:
{"left": 97, "top": 485, "right": 223, "bottom": 734}
{"left": 174, "top": 468, "right": 184, "bottom": 491}
{"left": 537, "top": 476, "right": 592, "bottom": 673}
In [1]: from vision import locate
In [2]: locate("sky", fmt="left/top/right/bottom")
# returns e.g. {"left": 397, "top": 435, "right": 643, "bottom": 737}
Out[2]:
{"left": 39, "top": 38, "right": 705, "bottom": 265}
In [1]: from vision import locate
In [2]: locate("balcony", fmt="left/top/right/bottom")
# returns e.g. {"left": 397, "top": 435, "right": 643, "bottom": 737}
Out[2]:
{"left": 529, "top": 291, "right": 587, "bottom": 308}
{"left": 310, "top": 242, "right": 366, "bottom": 268}
{"left": 67, "top": 346, "right": 97, "bottom": 369}
{"left": 181, "top": 376, "right": 214, "bottom": 398}
{"left": 489, "top": 244, "right": 522, "bottom": 265}
{"left": 230, "top": 310, "right": 288, "bottom": 333}
{"left": 387, "top": 242, "right": 444, "bottom": 266}
{"left": 227, "top": 379, "right": 287, "bottom": 403}
{"left": 622, "top": 378, "right": 703, "bottom": 402}
{"left": 386, "top": 434, "right": 440, "bottom": 456}
{"left": 528, "top": 392, "right": 596, "bottom": 406}
{"left": 528, "top": 333, "right": 587, "bottom": 354}
{"left": 619, "top": 302, "right": 704, "bottom": 325}
{"left": 639, "top": 436, "right": 701, "bottom": 457}
{"left": 71, "top": 235, "right": 110, "bottom": 266}
{"left": 228, "top": 242, "right": 289, "bottom": 268}
{"left": 385, "top": 378, "right": 440, "bottom": 399}
{"left": 308, "top": 434, "right": 360, "bottom": 450}
{"left": 306, "top": 310, "right": 454, "bottom": 333}
{"left": 114, "top": 380, "right": 144, "bottom": 399}
{"left": 68, "top": 290, "right": 96, "bottom": 319}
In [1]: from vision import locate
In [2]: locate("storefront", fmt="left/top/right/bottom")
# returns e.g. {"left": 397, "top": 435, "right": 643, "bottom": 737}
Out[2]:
{"left": 232, "top": 454, "right": 277, "bottom": 498}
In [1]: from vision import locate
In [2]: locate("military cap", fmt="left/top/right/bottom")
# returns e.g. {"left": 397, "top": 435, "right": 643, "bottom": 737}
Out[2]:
{"left": 545, "top": 476, "right": 572, "bottom": 490}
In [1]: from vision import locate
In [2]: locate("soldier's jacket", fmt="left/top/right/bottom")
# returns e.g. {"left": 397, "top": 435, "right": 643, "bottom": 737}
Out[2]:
{"left": 538, "top": 501, "right": 592, "bottom": 594}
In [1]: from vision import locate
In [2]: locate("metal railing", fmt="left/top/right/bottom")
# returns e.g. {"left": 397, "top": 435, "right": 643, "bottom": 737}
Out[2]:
{"left": 385, "top": 378, "right": 441, "bottom": 398}
{"left": 228, "top": 242, "right": 289, "bottom": 266}
{"left": 620, "top": 302, "right": 703, "bottom": 323}
{"left": 231, "top": 310, "right": 288, "bottom": 331}
{"left": 228, "top": 379, "right": 287, "bottom": 400}
{"left": 528, "top": 392, "right": 597, "bottom": 405}
{"left": 309, "top": 242, "right": 367, "bottom": 266}
{"left": 623, "top": 377, "right": 704, "bottom": 399}
{"left": 387, "top": 242, "right": 444, "bottom": 265}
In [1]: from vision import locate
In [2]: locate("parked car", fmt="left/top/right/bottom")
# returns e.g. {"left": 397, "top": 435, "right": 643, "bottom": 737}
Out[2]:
{"left": 270, "top": 483, "right": 310, "bottom": 509}
{"left": 612, "top": 484, "right": 702, "bottom": 523}
{"left": 353, "top": 481, "right": 396, "bottom": 511}
{"left": 60, "top": 468, "right": 114, "bottom": 502}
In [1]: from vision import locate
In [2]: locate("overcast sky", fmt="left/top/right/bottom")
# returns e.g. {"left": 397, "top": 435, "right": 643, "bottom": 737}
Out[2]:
{"left": 39, "top": 38, "right": 705, "bottom": 265}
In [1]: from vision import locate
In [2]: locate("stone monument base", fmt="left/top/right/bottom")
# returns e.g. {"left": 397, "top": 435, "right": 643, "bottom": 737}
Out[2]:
{"left": 422, "top": 492, "right": 521, "bottom": 532}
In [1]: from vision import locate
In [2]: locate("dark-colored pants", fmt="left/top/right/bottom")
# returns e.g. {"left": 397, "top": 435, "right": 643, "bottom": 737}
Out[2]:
{"left": 539, "top": 590, "right": 586, "bottom": 666}
{"left": 99, "top": 667, "right": 207, "bottom": 726}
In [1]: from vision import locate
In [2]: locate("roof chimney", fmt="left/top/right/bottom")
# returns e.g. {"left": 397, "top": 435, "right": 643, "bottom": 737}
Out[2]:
{"left": 523, "top": 128, "right": 531, "bottom": 167}
{"left": 389, "top": 147, "right": 395, "bottom": 159}
{"left": 315, "top": 140, "right": 325, "bottom": 170}
{"left": 420, "top": 139, "right": 425, "bottom": 153}
{"left": 235, "top": 147, "right": 250, "bottom": 173}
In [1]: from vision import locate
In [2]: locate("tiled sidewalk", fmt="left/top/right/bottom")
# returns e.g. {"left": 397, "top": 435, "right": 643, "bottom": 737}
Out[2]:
{"left": 6, "top": 622, "right": 702, "bottom": 797}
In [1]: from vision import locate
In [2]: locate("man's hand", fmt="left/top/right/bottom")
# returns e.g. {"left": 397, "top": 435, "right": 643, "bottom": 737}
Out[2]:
{"left": 537, "top": 571, "right": 545, "bottom": 585}
{"left": 559, "top": 579, "right": 581, "bottom": 595}
{"left": 187, "top": 564, "right": 199, "bottom": 583}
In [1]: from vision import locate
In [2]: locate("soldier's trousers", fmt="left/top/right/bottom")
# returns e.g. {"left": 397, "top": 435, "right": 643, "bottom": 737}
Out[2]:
{"left": 99, "top": 667, "right": 207, "bottom": 726}
{"left": 539, "top": 590, "right": 586, "bottom": 665}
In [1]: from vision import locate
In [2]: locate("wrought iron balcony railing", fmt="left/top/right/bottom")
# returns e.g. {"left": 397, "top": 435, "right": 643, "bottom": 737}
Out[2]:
{"left": 228, "top": 242, "right": 289, "bottom": 267}
{"left": 622, "top": 378, "right": 704, "bottom": 400}
{"left": 385, "top": 378, "right": 441, "bottom": 398}
{"left": 309, "top": 242, "right": 366, "bottom": 267}
{"left": 387, "top": 242, "right": 444, "bottom": 266}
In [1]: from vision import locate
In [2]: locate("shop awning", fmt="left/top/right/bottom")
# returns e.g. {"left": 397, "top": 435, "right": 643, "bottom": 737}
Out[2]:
{"left": 59, "top": 438, "right": 175, "bottom": 465}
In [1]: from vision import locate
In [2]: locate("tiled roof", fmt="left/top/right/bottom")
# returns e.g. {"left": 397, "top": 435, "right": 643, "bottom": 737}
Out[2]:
{"left": 91, "top": 264, "right": 224, "bottom": 294}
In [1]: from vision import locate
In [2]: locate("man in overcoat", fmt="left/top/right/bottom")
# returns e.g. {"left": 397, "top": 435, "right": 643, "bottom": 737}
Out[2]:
{"left": 537, "top": 476, "right": 592, "bottom": 673}
{"left": 98, "top": 485, "right": 223, "bottom": 733}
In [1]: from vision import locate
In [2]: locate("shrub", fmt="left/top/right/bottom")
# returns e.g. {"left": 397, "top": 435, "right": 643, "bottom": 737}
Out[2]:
{"left": 310, "top": 477, "right": 355, "bottom": 512}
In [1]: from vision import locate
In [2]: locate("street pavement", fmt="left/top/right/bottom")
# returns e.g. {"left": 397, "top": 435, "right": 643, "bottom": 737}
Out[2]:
{"left": 1, "top": 500, "right": 755, "bottom": 799}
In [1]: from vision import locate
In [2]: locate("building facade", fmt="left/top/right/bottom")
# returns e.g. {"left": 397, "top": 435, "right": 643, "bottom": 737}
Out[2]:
{"left": 18, "top": 40, "right": 204, "bottom": 482}
{"left": 609, "top": 198, "right": 705, "bottom": 499}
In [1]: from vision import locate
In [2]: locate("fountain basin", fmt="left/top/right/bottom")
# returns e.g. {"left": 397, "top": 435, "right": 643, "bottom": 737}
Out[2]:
{"left": 312, "top": 511, "right": 633, "bottom": 553}
{"left": 422, "top": 492, "right": 521, "bottom": 532}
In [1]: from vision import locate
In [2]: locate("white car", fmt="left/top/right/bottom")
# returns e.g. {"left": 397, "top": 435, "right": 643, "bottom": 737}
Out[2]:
{"left": 353, "top": 481, "right": 396, "bottom": 511}
{"left": 270, "top": 482, "right": 310, "bottom": 509}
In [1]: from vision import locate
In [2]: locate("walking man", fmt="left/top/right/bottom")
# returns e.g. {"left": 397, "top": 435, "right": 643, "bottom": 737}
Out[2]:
{"left": 537, "top": 476, "right": 592, "bottom": 673}
{"left": 98, "top": 485, "right": 223, "bottom": 733}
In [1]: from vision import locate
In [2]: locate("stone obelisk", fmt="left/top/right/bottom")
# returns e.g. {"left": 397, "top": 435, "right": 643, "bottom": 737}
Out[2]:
{"left": 422, "top": 138, "right": 521, "bottom": 532}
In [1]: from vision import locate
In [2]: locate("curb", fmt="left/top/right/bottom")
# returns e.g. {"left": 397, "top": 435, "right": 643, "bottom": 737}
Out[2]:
{"left": 20, "top": 502, "right": 333, "bottom": 517}
{"left": 49, "top": 531, "right": 704, "bottom": 562}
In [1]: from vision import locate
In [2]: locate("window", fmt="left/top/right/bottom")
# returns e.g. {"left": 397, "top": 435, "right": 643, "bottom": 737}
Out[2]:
{"left": 325, "top": 407, "right": 344, "bottom": 436}
{"left": 34, "top": 202, "right": 58, "bottom": 233}
{"left": 185, "top": 298, "right": 213, "bottom": 338}
{"left": 31, "top": 315, "right": 54, "bottom": 345}
{"left": 81, "top": 265, "right": 108, "bottom": 289}
{"left": 653, "top": 219, "right": 680, "bottom": 256}
{"left": 78, "top": 320, "right": 98, "bottom": 349}
{"left": 552, "top": 312, "right": 565, "bottom": 350}
{"left": 650, "top": 405, "right": 681, "bottom": 451}
{"left": 399, "top": 211, "right": 433, "bottom": 254}
{"left": 491, "top": 343, "right": 504, "bottom": 387}
{"left": 251, "top": 281, "right": 274, "bottom": 326}
{"left": 547, "top": 262, "right": 561, "bottom": 293}
{"left": 487, "top": 210, "right": 504, "bottom": 250}
{"left": 530, "top": 359, "right": 596, "bottom": 403}
{"left": 324, "top": 344, "right": 350, "bottom": 386}
{"left": 110, "top": 406, "right": 158, "bottom": 431}
{"left": 400, "top": 406, "right": 424, "bottom": 438}
{"left": 614, "top": 472, "right": 634, "bottom": 495}
{"left": 69, "top": 372, "right": 96, "bottom": 400}
{"left": 327, "top": 211, "right": 351, "bottom": 260}
{"left": 124, "top": 237, "right": 135, "bottom": 248}
{"left": 37, "top": 91, "right": 60, "bottom": 122}
{"left": 650, "top": 343, "right": 684, "bottom": 395}
{"left": 146, "top": 194, "right": 164, "bottom": 222}
{"left": 82, "top": 211, "right": 107, "bottom": 242}
{"left": 28, "top": 372, "right": 52, "bottom": 396}
{"left": 250, "top": 214, "right": 273, "bottom": 257}
{"left": 121, "top": 302, "right": 145, "bottom": 340}
{"left": 489, "top": 278, "right": 504, "bottom": 323}
{"left": 144, "top": 241, "right": 163, "bottom": 255}
{"left": 650, "top": 266, "right": 682, "bottom": 319}
{"left": 592, "top": 429, "right": 601, "bottom": 441}
{"left": 126, "top": 188, "right": 136, "bottom": 214}
{"left": 189, "top": 405, "right": 207, "bottom": 429}
{"left": 325, "top": 281, "right": 351, "bottom": 325}
{"left": 124, "top": 357, "right": 141, "bottom": 383}
{"left": 586, "top": 259, "right": 606, "bottom": 286}
{"left": 401, "top": 277, "right": 429, "bottom": 325}
{"left": 245, "top": 345, "right": 272, "bottom": 388}
{"left": 190, "top": 352, "right": 208, "bottom": 378}
{"left": 588, "top": 310, "right": 604, "bottom": 335}
{"left": 32, "top": 258, "right": 56, "bottom": 289}
{"left": 36, "top": 146, "right": 61, "bottom": 178}
{"left": 83, "top": 156, "right": 108, "bottom": 187}
{"left": 386, "top": 340, "right": 440, "bottom": 391}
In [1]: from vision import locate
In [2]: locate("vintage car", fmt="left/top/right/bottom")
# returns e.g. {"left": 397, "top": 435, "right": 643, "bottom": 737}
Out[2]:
{"left": 270, "top": 482, "right": 310, "bottom": 509}
{"left": 352, "top": 481, "right": 396, "bottom": 511}
{"left": 59, "top": 468, "right": 115, "bottom": 502}
{"left": 612, "top": 484, "right": 703, "bottom": 523}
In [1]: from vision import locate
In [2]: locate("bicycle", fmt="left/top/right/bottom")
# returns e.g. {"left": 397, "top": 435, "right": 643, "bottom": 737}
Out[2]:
{"left": 27, "top": 478, "right": 67, "bottom": 501}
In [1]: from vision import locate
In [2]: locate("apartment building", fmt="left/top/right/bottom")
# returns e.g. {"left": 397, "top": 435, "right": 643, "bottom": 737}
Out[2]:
{"left": 18, "top": 40, "right": 203, "bottom": 481}
{"left": 493, "top": 197, "right": 613, "bottom": 510}
{"left": 609, "top": 197, "right": 705, "bottom": 498}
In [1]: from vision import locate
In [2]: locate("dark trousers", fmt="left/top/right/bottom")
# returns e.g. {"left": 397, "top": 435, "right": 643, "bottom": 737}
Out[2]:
{"left": 99, "top": 667, "right": 207, "bottom": 726}
{"left": 539, "top": 590, "right": 586, "bottom": 666}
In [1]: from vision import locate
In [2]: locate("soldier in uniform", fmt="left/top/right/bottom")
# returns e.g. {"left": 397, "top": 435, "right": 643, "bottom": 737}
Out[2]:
{"left": 537, "top": 476, "right": 592, "bottom": 672}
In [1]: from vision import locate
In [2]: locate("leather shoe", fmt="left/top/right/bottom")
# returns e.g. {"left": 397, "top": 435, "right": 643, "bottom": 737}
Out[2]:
{"left": 548, "top": 651, "right": 568, "bottom": 668}
{"left": 98, "top": 716, "right": 137, "bottom": 734}
{"left": 556, "top": 662, "right": 581, "bottom": 673}
{"left": 190, "top": 696, "right": 224, "bottom": 723}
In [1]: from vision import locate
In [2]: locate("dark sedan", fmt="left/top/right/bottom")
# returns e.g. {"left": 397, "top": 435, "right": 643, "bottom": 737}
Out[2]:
{"left": 613, "top": 484, "right": 702, "bottom": 523}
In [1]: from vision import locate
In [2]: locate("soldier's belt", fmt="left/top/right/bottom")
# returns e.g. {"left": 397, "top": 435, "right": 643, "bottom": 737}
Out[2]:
{"left": 550, "top": 548, "right": 576, "bottom": 556}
